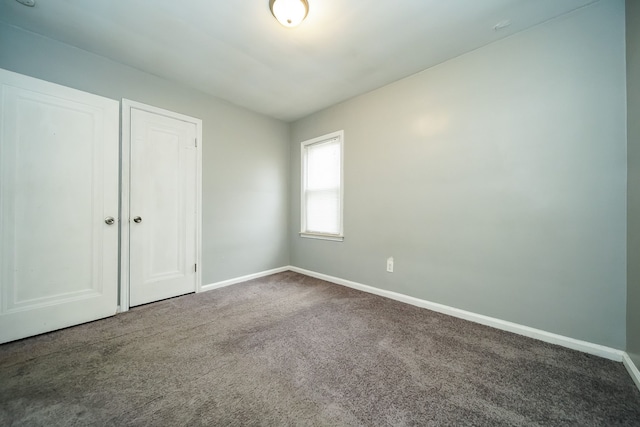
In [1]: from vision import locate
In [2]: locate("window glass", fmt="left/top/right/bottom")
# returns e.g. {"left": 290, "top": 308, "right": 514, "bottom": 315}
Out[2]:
{"left": 301, "top": 131, "right": 343, "bottom": 241}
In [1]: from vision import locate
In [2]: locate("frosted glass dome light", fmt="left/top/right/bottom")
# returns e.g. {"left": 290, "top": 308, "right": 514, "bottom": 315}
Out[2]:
{"left": 269, "top": 0, "right": 309, "bottom": 28}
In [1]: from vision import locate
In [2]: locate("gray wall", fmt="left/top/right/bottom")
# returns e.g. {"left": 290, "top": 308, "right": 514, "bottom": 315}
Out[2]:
{"left": 628, "top": 0, "right": 640, "bottom": 366}
{"left": 290, "top": 1, "right": 627, "bottom": 348}
{"left": 0, "top": 23, "right": 290, "bottom": 286}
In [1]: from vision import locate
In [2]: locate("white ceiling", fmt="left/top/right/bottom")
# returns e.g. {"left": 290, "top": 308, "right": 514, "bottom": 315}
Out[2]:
{"left": 0, "top": 0, "right": 598, "bottom": 122}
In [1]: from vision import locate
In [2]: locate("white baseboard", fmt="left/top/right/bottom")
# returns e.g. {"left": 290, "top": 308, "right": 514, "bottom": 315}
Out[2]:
{"left": 200, "top": 266, "right": 290, "bottom": 293}
{"left": 623, "top": 353, "right": 640, "bottom": 391}
{"left": 289, "top": 266, "right": 625, "bottom": 362}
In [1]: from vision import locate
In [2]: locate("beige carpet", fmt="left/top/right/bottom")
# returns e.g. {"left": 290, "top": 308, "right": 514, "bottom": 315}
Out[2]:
{"left": 1, "top": 271, "right": 639, "bottom": 426}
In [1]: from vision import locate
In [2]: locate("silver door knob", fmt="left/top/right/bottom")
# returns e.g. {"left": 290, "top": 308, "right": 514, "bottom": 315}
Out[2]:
{"left": 105, "top": 217, "right": 115, "bottom": 225}
{"left": 133, "top": 216, "right": 142, "bottom": 223}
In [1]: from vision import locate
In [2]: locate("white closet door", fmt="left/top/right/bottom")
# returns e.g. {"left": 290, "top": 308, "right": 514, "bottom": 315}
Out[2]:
{"left": 0, "top": 69, "right": 119, "bottom": 344}
{"left": 128, "top": 107, "right": 198, "bottom": 307}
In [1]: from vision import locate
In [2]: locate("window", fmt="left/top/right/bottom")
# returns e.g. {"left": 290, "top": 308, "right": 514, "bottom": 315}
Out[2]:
{"left": 300, "top": 130, "right": 344, "bottom": 241}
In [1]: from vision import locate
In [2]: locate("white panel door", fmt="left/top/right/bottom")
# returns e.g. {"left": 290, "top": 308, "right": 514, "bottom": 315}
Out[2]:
{"left": 129, "top": 107, "right": 198, "bottom": 307}
{"left": 0, "top": 69, "right": 119, "bottom": 344}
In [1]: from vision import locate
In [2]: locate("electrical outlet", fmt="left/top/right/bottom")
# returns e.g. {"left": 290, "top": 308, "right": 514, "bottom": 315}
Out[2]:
{"left": 386, "top": 257, "right": 394, "bottom": 273}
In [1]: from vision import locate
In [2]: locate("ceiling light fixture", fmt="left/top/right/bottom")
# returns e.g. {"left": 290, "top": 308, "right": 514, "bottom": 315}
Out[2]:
{"left": 269, "top": 0, "right": 309, "bottom": 28}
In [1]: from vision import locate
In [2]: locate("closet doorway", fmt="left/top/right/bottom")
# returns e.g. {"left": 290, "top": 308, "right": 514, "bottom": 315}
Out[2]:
{"left": 0, "top": 69, "right": 120, "bottom": 343}
{"left": 121, "top": 100, "right": 202, "bottom": 309}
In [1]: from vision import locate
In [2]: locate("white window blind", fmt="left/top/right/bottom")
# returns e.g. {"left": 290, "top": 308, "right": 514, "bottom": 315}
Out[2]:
{"left": 301, "top": 131, "right": 343, "bottom": 240}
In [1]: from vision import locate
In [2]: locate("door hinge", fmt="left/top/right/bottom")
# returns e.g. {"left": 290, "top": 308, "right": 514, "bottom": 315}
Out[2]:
{"left": 194, "top": 263, "right": 197, "bottom": 272}
{"left": 195, "top": 138, "right": 198, "bottom": 147}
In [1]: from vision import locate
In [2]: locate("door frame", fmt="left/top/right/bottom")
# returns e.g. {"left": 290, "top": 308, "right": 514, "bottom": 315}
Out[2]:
{"left": 120, "top": 99, "right": 202, "bottom": 312}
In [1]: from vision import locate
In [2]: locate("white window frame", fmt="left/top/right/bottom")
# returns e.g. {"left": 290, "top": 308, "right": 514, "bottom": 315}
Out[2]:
{"left": 300, "top": 130, "right": 344, "bottom": 242}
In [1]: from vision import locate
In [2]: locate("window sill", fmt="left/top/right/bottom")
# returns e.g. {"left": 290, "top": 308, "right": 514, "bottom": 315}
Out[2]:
{"left": 300, "top": 232, "right": 344, "bottom": 242}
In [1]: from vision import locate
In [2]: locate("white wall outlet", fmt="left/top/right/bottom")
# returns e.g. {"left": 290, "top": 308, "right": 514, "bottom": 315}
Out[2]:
{"left": 386, "top": 257, "right": 394, "bottom": 273}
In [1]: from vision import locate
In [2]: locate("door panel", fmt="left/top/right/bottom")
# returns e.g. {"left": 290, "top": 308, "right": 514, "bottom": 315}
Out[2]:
{"left": 0, "top": 69, "right": 119, "bottom": 344}
{"left": 129, "top": 108, "right": 197, "bottom": 307}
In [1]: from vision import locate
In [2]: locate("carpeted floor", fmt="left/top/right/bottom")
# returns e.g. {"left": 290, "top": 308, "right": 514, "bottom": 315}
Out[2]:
{"left": 1, "top": 271, "right": 639, "bottom": 426}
